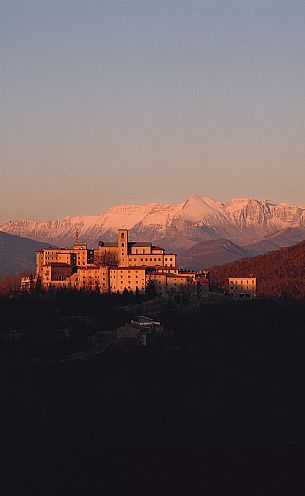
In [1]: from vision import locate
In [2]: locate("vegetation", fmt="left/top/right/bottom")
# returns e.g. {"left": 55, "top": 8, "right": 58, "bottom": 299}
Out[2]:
{"left": 94, "top": 251, "right": 119, "bottom": 267}
{"left": 0, "top": 287, "right": 162, "bottom": 358}
{"left": 210, "top": 240, "right": 305, "bottom": 299}
{"left": 0, "top": 273, "right": 24, "bottom": 294}
{"left": 0, "top": 297, "right": 305, "bottom": 449}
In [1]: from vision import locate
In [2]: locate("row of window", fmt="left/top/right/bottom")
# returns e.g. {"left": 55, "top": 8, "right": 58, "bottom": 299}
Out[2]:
{"left": 117, "top": 270, "right": 142, "bottom": 273}
{"left": 111, "top": 285, "right": 145, "bottom": 290}
{"left": 231, "top": 280, "right": 255, "bottom": 285}
{"left": 128, "top": 257, "right": 174, "bottom": 262}
{"left": 230, "top": 286, "right": 255, "bottom": 291}
{"left": 111, "top": 274, "right": 144, "bottom": 278}
{"left": 81, "top": 282, "right": 106, "bottom": 287}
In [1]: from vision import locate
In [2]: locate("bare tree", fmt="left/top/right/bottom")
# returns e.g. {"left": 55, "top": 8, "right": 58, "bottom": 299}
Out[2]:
{"left": 94, "top": 251, "right": 119, "bottom": 267}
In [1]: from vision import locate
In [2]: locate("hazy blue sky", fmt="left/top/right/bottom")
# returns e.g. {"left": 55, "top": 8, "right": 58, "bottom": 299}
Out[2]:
{"left": 2, "top": 0, "right": 305, "bottom": 221}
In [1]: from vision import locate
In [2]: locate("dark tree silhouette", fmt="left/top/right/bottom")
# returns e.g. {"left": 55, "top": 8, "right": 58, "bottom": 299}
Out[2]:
{"left": 94, "top": 251, "right": 119, "bottom": 267}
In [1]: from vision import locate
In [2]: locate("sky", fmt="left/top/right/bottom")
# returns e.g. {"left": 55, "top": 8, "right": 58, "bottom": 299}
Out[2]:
{"left": 2, "top": 0, "right": 305, "bottom": 222}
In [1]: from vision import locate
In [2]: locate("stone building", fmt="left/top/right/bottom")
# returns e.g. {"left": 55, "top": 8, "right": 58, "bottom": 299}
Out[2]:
{"left": 21, "top": 229, "right": 209, "bottom": 297}
{"left": 96, "top": 228, "right": 176, "bottom": 269}
{"left": 228, "top": 278, "right": 256, "bottom": 298}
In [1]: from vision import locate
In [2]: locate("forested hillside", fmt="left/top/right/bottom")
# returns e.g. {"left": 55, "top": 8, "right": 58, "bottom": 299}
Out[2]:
{"left": 210, "top": 240, "right": 305, "bottom": 299}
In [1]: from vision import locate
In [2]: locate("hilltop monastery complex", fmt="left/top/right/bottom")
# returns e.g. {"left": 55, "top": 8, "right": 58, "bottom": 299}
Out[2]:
{"left": 21, "top": 229, "right": 209, "bottom": 297}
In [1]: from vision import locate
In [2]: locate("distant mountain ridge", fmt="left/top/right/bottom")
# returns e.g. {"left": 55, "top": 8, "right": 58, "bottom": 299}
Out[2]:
{"left": 0, "top": 232, "right": 53, "bottom": 278}
{"left": 178, "top": 238, "right": 253, "bottom": 269}
{"left": 1, "top": 195, "right": 305, "bottom": 257}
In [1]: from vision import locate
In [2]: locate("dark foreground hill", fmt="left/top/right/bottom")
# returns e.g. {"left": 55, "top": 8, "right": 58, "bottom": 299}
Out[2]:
{"left": 0, "top": 231, "right": 52, "bottom": 278}
{"left": 210, "top": 240, "right": 305, "bottom": 299}
{"left": 1, "top": 294, "right": 305, "bottom": 489}
{"left": 1, "top": 297, "right": 305, "bottom": 453}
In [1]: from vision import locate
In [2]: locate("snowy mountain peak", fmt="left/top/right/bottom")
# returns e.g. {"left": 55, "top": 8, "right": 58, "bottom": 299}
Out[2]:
{"left": 1, "top": 195, "right": 305, "bottom": 250}
{"left": 177, "top": 194, "right": 226, "bottom": 222}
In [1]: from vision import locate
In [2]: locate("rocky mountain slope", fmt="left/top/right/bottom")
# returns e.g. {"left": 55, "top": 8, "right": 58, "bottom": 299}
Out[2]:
{"left": 1, "top": 195, "right": 305, "bottom": 254}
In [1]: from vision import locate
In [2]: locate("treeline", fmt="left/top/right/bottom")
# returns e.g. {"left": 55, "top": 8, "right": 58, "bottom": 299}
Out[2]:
{"left": 1, "top": 298, "right": 305, "bottom": 446}
{"left": 210, "top": 240, "right": 305, "bottom": 299}
{"left": 0, "top": 288, "right": 157, "bottom": 359}
{"left": 0, "top": 288, "right": 154, "bottom": 332}
{"left": 0, "top": 274, "right": 23, "bottom": 295}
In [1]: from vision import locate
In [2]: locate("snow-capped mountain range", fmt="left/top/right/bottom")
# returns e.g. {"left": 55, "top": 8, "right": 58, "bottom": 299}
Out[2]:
{"left": 1, "top": 195, "right": 305, "bottom": 253}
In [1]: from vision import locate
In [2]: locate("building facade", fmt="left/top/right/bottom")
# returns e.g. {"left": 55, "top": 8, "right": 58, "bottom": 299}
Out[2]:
{"left": 228, "top": 278, "right": 256, "bottom": 298}
{"left": 21, "top": 229, "right": 209, "bottom": 297}
{"left": 95, "top": 228, "right": 177, "bottom": 269}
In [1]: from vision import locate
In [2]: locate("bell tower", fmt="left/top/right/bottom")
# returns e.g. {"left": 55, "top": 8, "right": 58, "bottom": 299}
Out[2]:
{"left": 118, "top": 229, "right": 128, "bottom": 266}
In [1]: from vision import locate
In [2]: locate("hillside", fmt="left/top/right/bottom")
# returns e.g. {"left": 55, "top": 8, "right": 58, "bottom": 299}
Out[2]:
{"left": 178, "top": 238, "right": 253, "bottom": 269}
{"left": 0, "top": 232, "right": 52, "bottom": 278}
{"left": 210, "top": 240, "right": 305, "bottom": 299}
{"left": 245, "top": 226, "right": 305, "bottom": 255}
